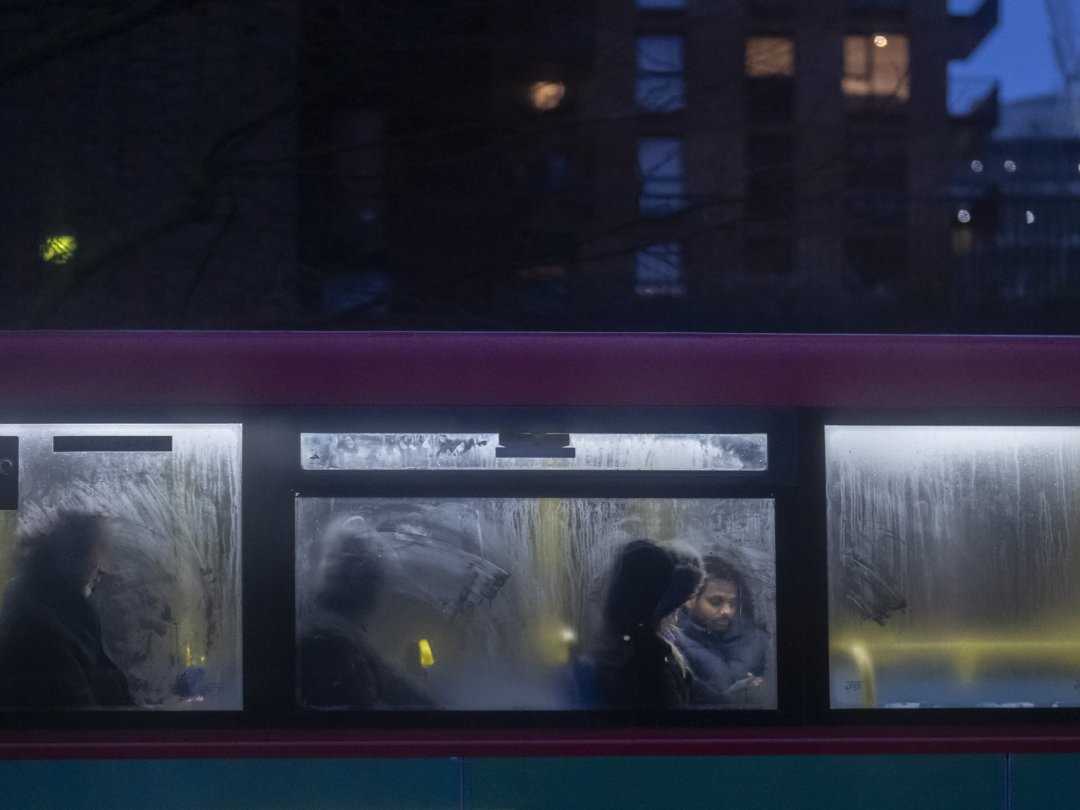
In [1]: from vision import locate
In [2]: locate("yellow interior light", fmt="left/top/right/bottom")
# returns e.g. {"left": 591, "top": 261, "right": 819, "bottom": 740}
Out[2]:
{"left": 418, "top": 638, "right": 435, "bottom": 668}
{"left": 532, "top": 618, "right": 577, "bottom": 666}
{"left": 873, "top": 35, "right": 888, "bottom": 48}
{"left": 40, "top": 234, "right": 77, "bottom": 265}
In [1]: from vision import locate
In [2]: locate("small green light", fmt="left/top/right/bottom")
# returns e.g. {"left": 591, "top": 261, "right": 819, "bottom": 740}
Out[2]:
{"left": 40, "top": 234, "right": 77, "bottom": 264}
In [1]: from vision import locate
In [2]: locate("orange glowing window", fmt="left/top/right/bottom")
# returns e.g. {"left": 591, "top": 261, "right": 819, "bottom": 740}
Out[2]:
{"left": 745, "top": 36, "right": 795, "bottom": 78}
{"left": 843, "top": 34, "right": 909, "bottom": 101}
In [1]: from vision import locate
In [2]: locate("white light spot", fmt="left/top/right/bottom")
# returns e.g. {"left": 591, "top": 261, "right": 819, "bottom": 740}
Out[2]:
{"left": 873, "top": 35, "right": 888, "bottom": 48}
{"left": 957, "top": 209, "right": 972, "bottom": 224}
{"left": 1004, "top": 160, "right": 1017, "bottom": 173}
{"left": 970, "top": 160, "right": 984, "bottom": 173}
{"left": 1026, "top": 210, "right": 1036, "bottom": 224}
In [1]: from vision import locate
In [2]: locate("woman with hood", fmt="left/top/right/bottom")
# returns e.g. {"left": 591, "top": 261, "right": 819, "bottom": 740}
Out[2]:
{"left": 592, "top": 539, "right": 718, "bottom": 709}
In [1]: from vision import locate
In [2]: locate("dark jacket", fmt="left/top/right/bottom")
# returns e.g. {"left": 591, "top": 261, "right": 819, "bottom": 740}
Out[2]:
{"left": 298, "top": 613, "right": 433, "bottom": 710}
{"left": 674, "top": 611, "right": 767, "bottom": 697}
{"left": 593, "top": 629, "right": 721, "bottom": 709}
{"left": 0, "top": 573, "right": 133, "bottom": 709}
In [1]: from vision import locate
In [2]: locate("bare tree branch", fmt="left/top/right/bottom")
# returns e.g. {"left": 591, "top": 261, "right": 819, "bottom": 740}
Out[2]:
{"left": 0, "top": 0, "right": 203, "bottom": 87}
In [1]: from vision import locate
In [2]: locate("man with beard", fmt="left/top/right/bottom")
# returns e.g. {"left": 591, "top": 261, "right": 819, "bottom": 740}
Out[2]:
{"left": 674, "top": 555, "right": 767, "bottom": 704}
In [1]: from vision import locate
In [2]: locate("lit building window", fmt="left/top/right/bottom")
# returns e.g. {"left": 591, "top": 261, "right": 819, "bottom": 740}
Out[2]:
{"left": 745, "top": 36, "right": 795, "bottom": 78}
{"left": 635, "top": 242, "right": 685, "bottom": 296}
{"left": 529, "top": 81, "right": 566, "bottom": 111}
{"left": 638, "top": 138, "right": 686, "bottom": 214}
{"left": 842, "top": 33, "right": 909, "bottom": 101}
{"left": 636, "top": 35, "right": 686, "bottom": 112}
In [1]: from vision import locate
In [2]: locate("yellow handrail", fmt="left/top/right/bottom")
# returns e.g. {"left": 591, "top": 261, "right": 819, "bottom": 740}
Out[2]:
{"left": 832, "top": 635, "right": 1080, "bottom": 707}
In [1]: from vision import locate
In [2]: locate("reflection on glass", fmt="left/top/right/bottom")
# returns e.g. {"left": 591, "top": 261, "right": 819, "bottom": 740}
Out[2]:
{"left": 295, "top": 497, "right": 776, "bottom": 710}
{"left": 0, "top": 424, "right": 242, "bottom": 710}
{"left": 827, "top": 425, "right": 1080, "bottom": 708}
{"left": 301, "top": 432, "right": 767, "bottom": 471}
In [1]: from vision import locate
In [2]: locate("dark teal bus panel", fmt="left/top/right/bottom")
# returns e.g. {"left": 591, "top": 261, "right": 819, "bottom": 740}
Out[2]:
{"left": 1010, "top": 753, "right": 1080, "bottom": 809}
{"left": 0, "top": 758, "right": 462, "bottom": 810}
{"left": 465, "top": 754, "right": 1005, "bottom": 810}
{"left": 0, "top": 754, "right": 1008, "bottom": 810}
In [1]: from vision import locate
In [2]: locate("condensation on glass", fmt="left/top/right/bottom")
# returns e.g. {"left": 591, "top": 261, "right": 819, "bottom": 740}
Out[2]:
{"left": 0, "top": 424, "right": 242, "bottom": 710}
{"left": 295, "top": 497, "right": 777, "bottom": 711}
{"left": 300, "top": 432, "right": 768, "bottom": 472}
{"left": 827, "top": 425, "right": 1080, "bottom": 709}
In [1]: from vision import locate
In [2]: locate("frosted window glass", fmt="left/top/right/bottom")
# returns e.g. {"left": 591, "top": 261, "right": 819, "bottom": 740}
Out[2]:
{"left": 827, "top": 425, "right": 1080, "bottom": 708}
{"left": 301, "top": 433, "right": 767, "bottom": 471}
{"left": 0, "top": 424, "right": 242, "bottom": 710}
{"left": 296, "top": 497, "right": 776, "bottom": 711}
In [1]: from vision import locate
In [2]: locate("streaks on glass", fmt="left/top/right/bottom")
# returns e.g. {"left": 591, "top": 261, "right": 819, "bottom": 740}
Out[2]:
{"left": 827, "top": 425, "right": 1080, "bottom": 709}
{"left": 0, "top": 424, "right": 242, "bottom": 710}
{"left": 296, "top": 496, "right": 776, "bottom": 710}
{"left": 300, "top": 432, "right": 768, "bottom": 471}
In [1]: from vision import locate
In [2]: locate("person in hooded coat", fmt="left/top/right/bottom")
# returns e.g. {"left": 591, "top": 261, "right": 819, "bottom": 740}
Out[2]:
{"left": 0, "top": 512, "right": 133, "bottom": 709}
{"left": 591, "top": 539, "right": 719, "bottom": 709}
{"left": 297, "top": 519, "right": 433, "bottom": 710}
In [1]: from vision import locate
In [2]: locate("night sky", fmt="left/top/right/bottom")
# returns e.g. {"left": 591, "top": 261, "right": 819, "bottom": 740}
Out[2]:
{"left": 950, "top": 0, "right": 1061, "bottom": 101}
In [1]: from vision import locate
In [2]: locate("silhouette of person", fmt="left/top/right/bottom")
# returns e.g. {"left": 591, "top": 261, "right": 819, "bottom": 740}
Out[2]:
{"left": 591, "top": 539, "right": 719, "bottom": 708}
{"left": 297, "top": 518, "right": 433, "bottom": 709}
{"left": 0, "top": 512, "right": 133, "bottom": 708}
